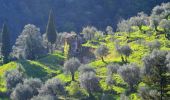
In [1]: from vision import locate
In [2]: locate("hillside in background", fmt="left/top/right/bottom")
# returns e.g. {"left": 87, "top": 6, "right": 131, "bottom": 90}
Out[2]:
{"left": 0, "top": 0, "right": 169, "bottom": 43}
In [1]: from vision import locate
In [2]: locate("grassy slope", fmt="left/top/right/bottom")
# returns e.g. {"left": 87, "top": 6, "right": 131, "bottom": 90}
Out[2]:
{"left": 0, "top": 51, "right": 65, "bottom": 93}
{"left": 0, "top": 29, "right": 170, "bottom": 99}
{"left": 82, "top": 29, "right": 170, "bottom": 99}
{"left": 49, "top": 29, "right": 170, "bottom": 99}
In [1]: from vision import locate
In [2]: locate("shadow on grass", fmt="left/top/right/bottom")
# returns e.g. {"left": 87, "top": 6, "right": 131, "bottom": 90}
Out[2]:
{"left": 37, "top": 54, "right": 64, "bottom": 70}
{"left": 18, "top": 60, "right": 49, "bottom": 79}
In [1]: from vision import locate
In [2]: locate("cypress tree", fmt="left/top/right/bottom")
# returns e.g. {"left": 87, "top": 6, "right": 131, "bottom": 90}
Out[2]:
{"left": 46, "top": 10, "right": 57, "bottom": 53}
{"left": 1, "top": 24, "right": 10, "bottom": 64}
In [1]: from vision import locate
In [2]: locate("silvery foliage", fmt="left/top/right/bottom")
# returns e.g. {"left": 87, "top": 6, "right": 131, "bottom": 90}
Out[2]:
{"left": 105, "top": 63, "right": 119, "bottom": 86}
{"left": 159, "top": 19, "right": 170, "bottom": 31}
{"left": 150, "top": 16, "right": 161, "bottom": 30}
{"left": 166, "top": 53, "right": 170, "bottom": 71}
{"left": 23, "top": 78, "right": 42, "bottom": 95}
{"left": 129, "top": 12, "right": 149, "bottom": 29}
{"left": 120, "top": 93, "right": 129, "bottom": 100}
{"left": 64, "top": 57, "right": 81, "bottom": 74}
{"left": 116, "top": 45, "right": 132, "bottom": 57}
{"left": 118, "top": 12, "right": 149, "bottom": 33}
{"left": 10, "top": 83, "right": 34, "bottom": 100}
{"left": 39, "top": 78, "right": 64, "bottom": 96}
{"left": 12, "top": 24, "right": 46, "bottom": 60}
{"left": 117, "top": 19, "right": 133, "bottom": 33}
{"left": 5, "top": 69, "right": 24, "bottom": 89}
{"left": 147, "top": 40, "right": 161, "bottom": 51}
{"left": 10, "top": 78, "right": 43, "bottom": 100}
{"left": 158, "top": 19, "right": 170, "bottom": 39}
{"left": 78, "top": 64, "right": 95, "bottom": 74}
{"left": 106, "top": 75, "right": 114, "bottom": 86}
{"left": 118, "top": 64, "right": 140, "bottom": 90}
{"left": 79, "top": 72, "right": 100, "bottom": 93}
{"left": 95, "top": 45, "right": 109, "bottom": 58}
{"left": 151, "top": 2, "right": 170, "bottom": 19}
{"left": 106, "top": 26, "right": 114, "bottom": 35}
{"left": 150, "top": 2, "right": 170, "bottom": 30}
{"left": 43, "top": 32, "right": 67, "bottom": 50}
{"left": 81, "top": 26, "right": 98, "bottom": 40}
{"left": 142, "top": 50, "right": 168, "bottom": 77}
{"left": 31, "top": 94, "right": 57, "bottom": 100}
{"left": 139, "top": 86, "right": 160, "bottom": 100}
{"left": 107, "top": 63, "right": 119, "bottom": 75}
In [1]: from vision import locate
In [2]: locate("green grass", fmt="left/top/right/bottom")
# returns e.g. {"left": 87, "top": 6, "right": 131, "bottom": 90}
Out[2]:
{"left": 38, "top": 50, "right": 65, "bottom": 70}
{"left": 81, "top": 30, "right": 170, "bottom": 99}
{"left": 0, "top": 62, "right": 17, "bottom": 92}
{"left": 1, "top": 29, "right": 170, "bottom": 99}
{"left": 0, "top": 51, "right": 65, "bottom": 93}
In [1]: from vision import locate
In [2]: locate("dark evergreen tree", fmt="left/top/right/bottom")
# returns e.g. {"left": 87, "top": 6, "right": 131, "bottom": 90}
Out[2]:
{"left": 1, "top": 23, "right": 10, "bottom": 64}
{"left": 46, "top": 10, "right": 57, "bottom": 53}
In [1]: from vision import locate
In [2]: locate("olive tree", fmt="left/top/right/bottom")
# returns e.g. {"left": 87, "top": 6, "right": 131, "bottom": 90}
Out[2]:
{"left": 117, "top": 19, "right": 133, "bottom": 37}
{"left": 147, "top": 40, "right": 161, "bottom": 52}
{"left": 39, "top": 78, "right": 65, "bottom": 96}
{"left": 31, "top": 95, "right": 57, "bottom": 100}
{"left": 5, "top": 69, "right": 24, "bottom": 90}
{"left": 78, "top": 64, "right": 95, "bottom": 74}
{"left": 64, "top": 57, "right": 81, "bottom": 81}
{"left": 10, "top": 78, "right": 42, "bottom": 100}
{"left": 106, "top": 64, "right": 120, "bottom": 87}
{"left": 129, "top": 12, "right": 149, "bottom": 32}
{"left": 79, "top": 72, "right": 100, "bottom": 97}
{"left": 139, "top": 86, "right": 160, "bottom": 100}
{"left": 120, "top": 93, "right": 129, "bottom": 100}
{"left": 151, "top": 2, "right": 170, "bottom": 20}
{"left": 12, "top": 24, "right": 47, "bottom": 60}
{"left": 10, "top": 83, "right": 34, "bottom": 100}
{"left": 116, "top": 45, "right": 132, "bottom": 63}
{"left": 105, "top": 64, "right": 120, "bottom": 89}
{"left": 23, "top": 78, "right": 42, "bottom": 95}
{"left": 118, "top": 64, "right": 140, "bottom": 92}
{"left": 150, "top": 16, "right": 161, "bottom": 32}
{"left": 158, "top": 19, "right": 170, "bottom": 39}
{"left": 142, "top": 50, "right": 170, "bottom": 99}
{"left": 81, "top": 26, "right": 97, "bottom": 41}
{"left": 150, "top": 2, "right": 170, "bottom": 33}
{"left": 107, "top": 63, "right": 119, "bottom": 75}
{"left": 105, "top": 75, "right": 114, "bottom": 87}
{"left": 106, "top": 26, "right": 114, "bottom": 35}
{"left": 95, "top": 45, "right": 109, "bottom": 63}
